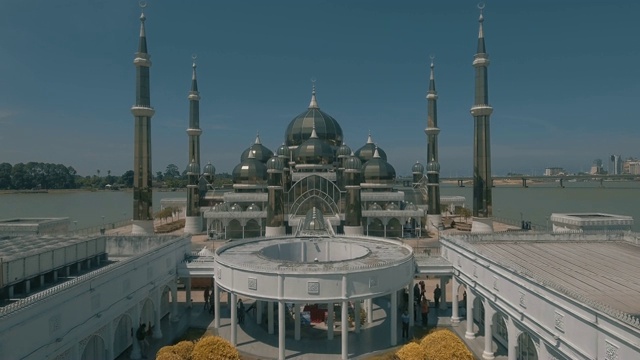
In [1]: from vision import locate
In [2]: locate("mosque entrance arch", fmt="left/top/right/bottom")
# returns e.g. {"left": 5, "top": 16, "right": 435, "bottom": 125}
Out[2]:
{"left": 288, "top": 175, "right": 342, "bottom": 217}
{"left": 81, "top": 334, "right": 106, "bottom": 360}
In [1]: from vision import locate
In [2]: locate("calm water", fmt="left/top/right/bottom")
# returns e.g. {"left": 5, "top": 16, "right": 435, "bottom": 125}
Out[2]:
{"left": 0, "top": 183, "right": 638, "bottom": 231}
{"left": 0, "top": 190, "right": 186, "bottom": 231}
{"left": 441, "top": 181, "right": 640, "bottom": 231}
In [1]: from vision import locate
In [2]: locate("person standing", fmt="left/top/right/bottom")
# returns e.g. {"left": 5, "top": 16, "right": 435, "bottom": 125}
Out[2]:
{"left": 433, "top": 284, "right": 442, "bottom": 309}
{"left": 136, "top": 323, "right": 149, "bottom": 358}
{"left": 421, "top": 298, "right": 429, "bottom": 327}
{"left": 237, "top": 298, "right": 245, "bottom": 324}
{"left": 401, "top": 309, "right": 410, "bottom": 340}
{"left": 203, "top": 287, "right": 210, "bottom": 311}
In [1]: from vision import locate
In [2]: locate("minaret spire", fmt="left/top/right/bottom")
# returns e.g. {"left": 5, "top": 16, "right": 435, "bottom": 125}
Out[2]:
{"left": 470, "top": 3, "right": 494, "bottom": 233}
{"left": 308, "top": 79, "right": 319, "bottom": 109}
{"left": 131, "top": 1, "right": 155, "bottom": 235}
{"left": 187, "top": 55, "right": 202, "bottom": 167}
{"left": 425, "top": 55, "right": 442, "bottom": 232}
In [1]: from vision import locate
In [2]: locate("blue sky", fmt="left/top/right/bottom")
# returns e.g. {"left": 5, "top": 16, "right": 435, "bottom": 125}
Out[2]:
{"left": 0, "top": 0, "right": 638, "bottom": 177}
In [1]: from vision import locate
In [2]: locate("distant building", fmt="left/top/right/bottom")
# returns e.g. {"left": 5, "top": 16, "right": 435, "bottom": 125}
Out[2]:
{"left": 623, "top": 158, "right": 640, "bottom": 175}
{"left": 610, "top": 155, "right": 623, "bottom": 175}
{"left": 590, "top": 159, "right": 604, "bottom": 175}
{"left": 544, "top": 167, "right": 565, "bottom": 176}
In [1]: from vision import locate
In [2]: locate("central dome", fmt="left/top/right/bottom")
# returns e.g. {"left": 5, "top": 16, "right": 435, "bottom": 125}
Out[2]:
{"left": 285, "top": 87, "right": 343, "bottom": 147}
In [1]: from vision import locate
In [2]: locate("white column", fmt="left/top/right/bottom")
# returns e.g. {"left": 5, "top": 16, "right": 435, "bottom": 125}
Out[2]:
{"left": 256, "top": 300, "right": 262, "bottom": 325}
{"left": 390, "top": 292, "right": 398, "bottom": 346}
{"left": 294, "top": 303, "right": 301, "bottom": 340}
{"left": 185, "top": 277, "right": 192, "bottom": 308}
{"left": 278, "top": 301, "right": 285, "bottom": 360}
{"left": 482, "top": 301, "right": 495, "bottom": 360}
{"left": 230, "top": 292, "right": 237, "bottom": 346}
{"left": 171, "top": 282, "right": 179, "bottom": 322}
{"left": 268, "top": 301, "right": 275, "bottom": 334}
{"left": 153, "top": 290, "right": 163, "bottom": 339}
{"left": 327, "top": 302, "right": 334, "bottom": 340}
{"left": 506, "top": 316, "right": 520, "bottom": 360}
{"left": 278, "top": 274, "right": 285, "bottom": 360}
{"left": 366, "top": 298, "right": 373, "bottom": 323}
{"left": 440, "top": 277, "right": 447, "bottom": 310}
{"left": 213, "top": 285, "right": 220, "bottom": 329}
{"left": 341, "top": 300, "right": 349, "bottom": 360}
{"left": 451, "top": 277, "right": 460, "bottom": 325}
{"left": 465, "top": 291, "right": 475, "bottom": 339}
{"left": 354, "top": 300, "right": 361, "bottom": 334}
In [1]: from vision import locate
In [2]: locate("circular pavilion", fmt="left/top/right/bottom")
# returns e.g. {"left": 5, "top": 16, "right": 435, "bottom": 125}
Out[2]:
{"left": 212, "top": 209, "right": 415, "bottom": 360}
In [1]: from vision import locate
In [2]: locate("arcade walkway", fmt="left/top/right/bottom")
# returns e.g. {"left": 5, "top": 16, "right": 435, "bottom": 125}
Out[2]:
{"left": 124, "top": 294, "right": 506, "bottom": 360}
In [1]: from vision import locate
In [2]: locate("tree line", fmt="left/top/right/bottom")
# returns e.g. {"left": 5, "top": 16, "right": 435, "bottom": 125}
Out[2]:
{"left": 0, "top": 162, "right": 231, "bottom": 190}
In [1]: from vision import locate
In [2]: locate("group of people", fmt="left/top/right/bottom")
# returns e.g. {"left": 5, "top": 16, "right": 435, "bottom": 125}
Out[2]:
{"left": 401, "top": 280, "right": 444, "bottom": 340}
{"left": 204, "top": 287, "right": 249, "bottom": 324}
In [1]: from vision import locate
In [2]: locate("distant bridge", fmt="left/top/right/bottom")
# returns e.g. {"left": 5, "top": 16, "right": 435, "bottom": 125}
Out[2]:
{"left": 397, "top": 174, "right": 639, "bottom": 188}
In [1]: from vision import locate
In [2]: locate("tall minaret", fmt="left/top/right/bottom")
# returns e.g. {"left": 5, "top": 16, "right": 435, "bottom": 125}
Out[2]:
{"left": 185, "top": 58, "right": 203, "bottom": 234}
{"left": 470, "top": 4, "right": 494, "bottom": 233}
{"left": 425, "top": 57, "right": 442, "bottom": 232}
{"left": 131, "top": 4, "right": 155, "bottom": 235}
{"left": 343, "top": 152, "right": 363, "bottom": 236}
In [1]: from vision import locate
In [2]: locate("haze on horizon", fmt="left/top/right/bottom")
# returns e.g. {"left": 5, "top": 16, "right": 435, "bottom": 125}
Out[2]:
{"left": 0, "top": 0, "right": 638, "bottom": 178}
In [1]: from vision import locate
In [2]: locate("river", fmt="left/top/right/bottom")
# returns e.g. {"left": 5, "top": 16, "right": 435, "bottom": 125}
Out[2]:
{"left": 0, "top": 182, "right": 638, "bottom": 232}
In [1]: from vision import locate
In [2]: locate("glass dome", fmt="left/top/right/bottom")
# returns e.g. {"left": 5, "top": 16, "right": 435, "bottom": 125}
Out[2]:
{"left": 285, "top": 90, "right": 343, "bottom": 147}
{"left": 232, "top": 154, "right": 267, "bottom": 185}
{"left": 362, "top": 149, "right": 396, "bottom": 184}
{"left": 354, "top": 133, "right": 387, "bottom": 162}
{"left": 241, "top": 135, "right": 274, "bottom": 163}
{"left": 412, "top": 161, "right": 424, "bottom": 174}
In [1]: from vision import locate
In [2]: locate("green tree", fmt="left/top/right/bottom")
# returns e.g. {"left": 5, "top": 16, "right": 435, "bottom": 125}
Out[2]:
{"left": 0, "top": 162, "right": 12, "bottom": 189}
{"left": 164, "top": 164, "right": 180, "bottom": 179}
{"left": 120, "top": 170, "right": 134, "bottom": 188}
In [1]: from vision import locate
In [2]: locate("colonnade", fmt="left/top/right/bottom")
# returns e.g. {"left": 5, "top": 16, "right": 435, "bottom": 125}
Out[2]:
{"left": 211, "top": 283, "right": 402, "bottom": 360}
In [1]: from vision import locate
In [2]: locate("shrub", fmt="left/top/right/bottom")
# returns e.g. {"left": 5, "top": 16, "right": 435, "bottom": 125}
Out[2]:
{"left": 420, "top": 329, "right": 473, "bottom": 360}
{"left": 191, "top": 335, "right": 240, "bottom": 360}
{"left": 156, "top": 352, "right": 184, "bottom": 360}
{"left": 396, "top": 342, "right": 428, "bottom": 360}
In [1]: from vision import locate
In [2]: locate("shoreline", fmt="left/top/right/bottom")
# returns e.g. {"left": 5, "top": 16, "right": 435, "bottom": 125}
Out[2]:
{"left": 0, "top": 188, "right": 187, "bottom": 195}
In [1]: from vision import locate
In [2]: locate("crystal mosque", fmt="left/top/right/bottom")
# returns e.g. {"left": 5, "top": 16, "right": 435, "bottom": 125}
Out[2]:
{"left": 1, "top": 4, "right": 640, "bottom": 360}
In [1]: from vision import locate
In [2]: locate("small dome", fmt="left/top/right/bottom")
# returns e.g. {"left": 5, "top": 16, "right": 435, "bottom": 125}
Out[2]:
{"left": 284, "top": 88, "right": 343, "bottom": 147}
{"left": 336, "top": 143, "right": 352, "bottom": 157}
{"left": 412, "top": 161, "right": 424, "bottom": 174}
{"left": 232, "top": 153, "right": 267, "bottom": 185}
{"left": 362, "top": 149, "right": 396, "bottom": 184}
{"left": 266, "top": 156, "right": 285, "bottom": 171}
{"left": 229, "top": 203, "right": 242, "bottom": 212}
{"left": 354, "top": 133, "right": 387, "bottom": 162}
{"left": 246, "top": 203, "right": 261, "bottom": 212}
{"left": 405, "top": 202, "right": 418, "bottom": 210}
{"left": 344, "top": 154, "right": 362, "bottom": 171}
{"left": 185, "top": 159, "right": 200, "bottom": 174}
{"left": 203, "top": 162, "right": 216, "bottom": 176}
{"left": 276, "top": 143, "right": 291, "bottom": 158}
{"left": 241, "top": 134, "right": 274, "bottom": 163}
{"left": 386, "top": 203, "right": 399, "bottom": 210}
{"left": 368, "top": 202, "right": 382, "bottom": 210}
{"left": 426, "top": 160, "right": 441, "bottom": 173}
{"left": 294, "top": 128, "right": 335, "bottom": 165}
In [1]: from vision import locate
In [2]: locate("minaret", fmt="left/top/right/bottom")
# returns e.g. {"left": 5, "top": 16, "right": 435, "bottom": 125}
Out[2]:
{"left": 131, "top": 4, "right": 155, "bottom": 235}
{"left": 470, "top": 4, "right": 494, "bottom": 233}
{"left": 185, "top": 58, "right": 203, "bottom": 234}
{"left": 425, "top": 57, "right": 442, "bottom": 232}
{"left": 343, "top": 152, "right": 363, "bottom": 235}
{"left": 265, "top": 156, "right": 286, "bottom": 236}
